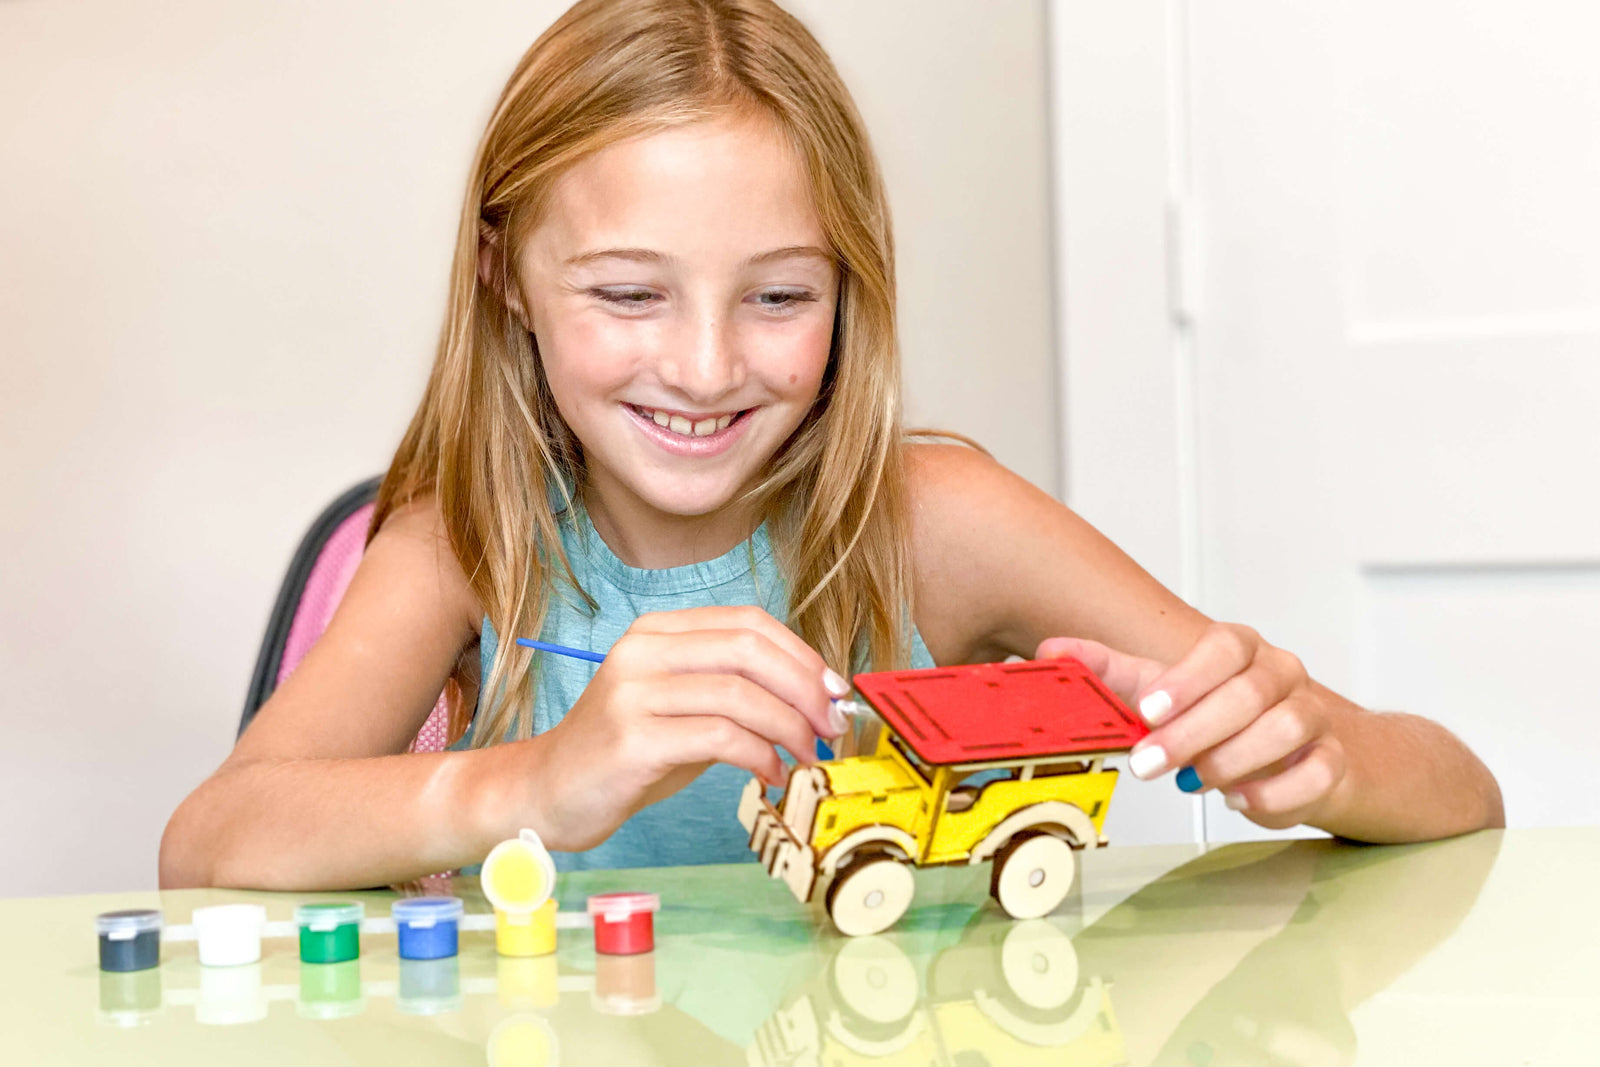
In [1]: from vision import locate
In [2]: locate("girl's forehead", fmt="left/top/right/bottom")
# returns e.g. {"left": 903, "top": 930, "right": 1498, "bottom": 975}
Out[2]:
{"left": 526, "top": 114, "right": 827, "bottom": 266}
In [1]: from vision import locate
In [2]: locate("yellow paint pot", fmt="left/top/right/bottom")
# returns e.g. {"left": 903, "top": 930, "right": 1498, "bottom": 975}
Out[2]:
{"left": 495, "top": 898, "right": 557, "bottom": 958}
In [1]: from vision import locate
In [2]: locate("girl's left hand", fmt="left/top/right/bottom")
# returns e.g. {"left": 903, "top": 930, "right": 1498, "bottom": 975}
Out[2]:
{"left": 1037, "top": 625, "right": 1348, "bottom": 830}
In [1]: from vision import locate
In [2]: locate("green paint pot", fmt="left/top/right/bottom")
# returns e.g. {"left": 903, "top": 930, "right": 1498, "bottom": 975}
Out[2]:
{"left": 293, "top": 902, "right": 363, "bottom": 964}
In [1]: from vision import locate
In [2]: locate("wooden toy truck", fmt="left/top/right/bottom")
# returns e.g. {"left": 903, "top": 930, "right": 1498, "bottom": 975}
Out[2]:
{"left": 737, "top": 658, "right": 1150, "bottom": 936}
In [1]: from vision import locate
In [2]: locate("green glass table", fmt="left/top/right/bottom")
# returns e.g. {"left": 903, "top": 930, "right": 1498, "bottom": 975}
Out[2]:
{"left": 4, "top": 828, "right": 1595, "bottom": 1064}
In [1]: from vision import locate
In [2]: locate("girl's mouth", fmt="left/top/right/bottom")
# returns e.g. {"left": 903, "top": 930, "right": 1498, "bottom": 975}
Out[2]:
{"left": 624, "top": 404, "right": 756, "bottom": 456}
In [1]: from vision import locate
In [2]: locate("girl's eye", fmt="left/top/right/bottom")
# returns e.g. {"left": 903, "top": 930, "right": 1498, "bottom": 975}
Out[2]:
{"left": 591, "top": 288, "right": 658, "bottom": 307}
{"left": 754, "top": 289, "right": 817, "bottom": 312}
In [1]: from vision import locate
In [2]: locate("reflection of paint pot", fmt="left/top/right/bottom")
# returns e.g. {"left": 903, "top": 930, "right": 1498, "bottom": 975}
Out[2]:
{"left": 495, "top": 898, "right": 557, "bottom": 958}
{"left": 192, "top": 904, "right": 267, "bottom": 967}
{"left": 587, "top": 892, "right": 659, "bottom": 956}
{"left": 294, "top": 902, "right": 363, "bottom": 964}
{"left": 397, "top": 955, "right": 462, "bottom": 1016}
{"left": 496, "top": 955, "right": 559, "bottom": 1009}
{"left": 592, "top": 951, "right": 660, "bottom": 1016}
{"left": 196, "top": 962, "right": 269, "bottom": 1025}
{"left": 297, "top": 958, "right": 364, "bottom": 1020}
{"left": 97, "top": 967, "right": 162, "bottom": 1027}
{"left": 486, "top": 1013, "right": 559, "bottom": 1067}
{"left": 96, "top": 909, "right": 162, "bottom": 972}
{"left": 393, "top": 896, "right": 464, "bottom": 960}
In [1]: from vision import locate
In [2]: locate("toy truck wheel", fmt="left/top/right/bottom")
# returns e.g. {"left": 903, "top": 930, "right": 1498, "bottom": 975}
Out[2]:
{"left": 827, "top": 855, "right": 915, "bottom": 936}
{"left": 991, "top": 832, "right": 1075, "bottom": 920}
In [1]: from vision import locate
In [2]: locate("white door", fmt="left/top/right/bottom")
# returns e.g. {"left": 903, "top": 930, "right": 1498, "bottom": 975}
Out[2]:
{"left": 1183, "top": 1, "right": 1600, "bottom": 840}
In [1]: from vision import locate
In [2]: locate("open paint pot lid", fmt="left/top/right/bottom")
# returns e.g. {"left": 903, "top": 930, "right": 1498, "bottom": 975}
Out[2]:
{"left": 96, "top": 909, "right": 162, "bottom": 940}
{"left": 294, "top": 902, "right": 364, "bottom": 931}
{"left": 586, "top": 892, "right": 660, "bottom": 920}
{"left": 392, "top": 896, "right": 465, "bottom": 927}
{"left": 482, "top": 828, "right": 557, "bottom": 914}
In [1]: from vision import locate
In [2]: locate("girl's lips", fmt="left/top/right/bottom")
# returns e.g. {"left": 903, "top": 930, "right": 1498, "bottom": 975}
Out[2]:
{"left": 623, "top": 403, "right": 755, "bottom": 458}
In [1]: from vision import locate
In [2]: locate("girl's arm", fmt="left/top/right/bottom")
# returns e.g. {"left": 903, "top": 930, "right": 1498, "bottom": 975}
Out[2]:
{"left": 161, "top": 502, "right": 845, "bottom": 889}
{"left": 906, "top": 443, "right": 1503, "bottom": 843}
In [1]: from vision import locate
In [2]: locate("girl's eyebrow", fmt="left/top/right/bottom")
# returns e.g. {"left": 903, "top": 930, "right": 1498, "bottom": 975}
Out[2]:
{"left": 563, "top": 245, "right": 833, "bottom": 269}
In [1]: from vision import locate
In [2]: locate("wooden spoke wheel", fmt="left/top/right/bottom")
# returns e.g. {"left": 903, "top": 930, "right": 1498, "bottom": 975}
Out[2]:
{"left": 827, "top": 855, "right": 915, "bottom": 937}
{"left": 991, "top": 832, "right": 1075, "bottom": 920}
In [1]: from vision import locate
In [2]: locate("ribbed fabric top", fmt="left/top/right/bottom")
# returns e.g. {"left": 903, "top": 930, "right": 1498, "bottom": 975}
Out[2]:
{"left": 456, "top": 501, "right": 935, "bottom": 871}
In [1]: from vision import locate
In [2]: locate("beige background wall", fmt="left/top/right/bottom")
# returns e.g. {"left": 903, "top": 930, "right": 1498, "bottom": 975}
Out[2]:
{"left": 0, "top": 1, "right": 1055, "bottom": 897}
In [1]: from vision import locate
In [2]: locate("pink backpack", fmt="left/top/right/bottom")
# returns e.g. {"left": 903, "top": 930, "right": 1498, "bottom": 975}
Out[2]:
{"left": 241, "top": 477, "right": 453, "bottom": 753}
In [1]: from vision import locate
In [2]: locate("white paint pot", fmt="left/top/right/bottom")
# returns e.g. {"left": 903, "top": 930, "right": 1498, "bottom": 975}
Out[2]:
{"left": 193, "top": 904, "right": 268, "bottom": 967}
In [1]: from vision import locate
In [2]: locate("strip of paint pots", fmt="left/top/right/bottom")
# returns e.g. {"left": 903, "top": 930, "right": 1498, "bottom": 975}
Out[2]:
{"left": 294, "top": 902, "right": 363, "bottom": 964}
{"left": 392, "top": 896, "right": 465, "bottom": 960}
{"left": 587, "top": 892, "right": 660, "bottom": 956}
{"left": 97, "top": 909, "right": 162, "bottom": 972}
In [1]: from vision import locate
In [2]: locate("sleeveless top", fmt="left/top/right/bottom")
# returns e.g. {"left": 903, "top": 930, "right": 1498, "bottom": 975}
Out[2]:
{"left": 453, "top": 502, "right": 937, "bottom": 871}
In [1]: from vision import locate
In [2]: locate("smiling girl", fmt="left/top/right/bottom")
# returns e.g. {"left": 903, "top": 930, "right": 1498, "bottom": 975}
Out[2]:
{"left": 161, "top": 0, "right": 1500, "bottom": 890}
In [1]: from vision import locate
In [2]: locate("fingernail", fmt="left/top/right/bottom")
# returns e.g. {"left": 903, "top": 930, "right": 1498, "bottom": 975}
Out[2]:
{"left": 1224, "top": 791, "right": 1249, "bottom": 811}
{"left": 1175, "top": 766, "right": 1202, "bottom": 793}
{"left": 1139, "top": 690, "right": 1174, "bottom": 726}
{"left": 828, "top": 706, "right": 849, "bottom": 735}
{"left": 1128, "top": 744, "right": 1168, "bottom": 780}
{"left": 822, "top": 668, "right": 850, "bottom": 698}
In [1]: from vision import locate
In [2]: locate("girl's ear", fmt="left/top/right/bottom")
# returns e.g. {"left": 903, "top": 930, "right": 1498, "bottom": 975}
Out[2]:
{"left": 478, "top": 222, "right": 532, "bottom": 330}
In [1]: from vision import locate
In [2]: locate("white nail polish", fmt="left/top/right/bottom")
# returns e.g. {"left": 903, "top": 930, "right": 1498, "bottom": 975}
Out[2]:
{"left": 823, "top": 668, "right": 850, "bottom": 697}
{"left": 1224, "top": 792, "right": 1249, "bottom": 812}
{"left": 1139, "top": 690, "right": 1173, "bottom": 726}
{"left": 1128, "top": 744, "right": 1167, "bottom": 780}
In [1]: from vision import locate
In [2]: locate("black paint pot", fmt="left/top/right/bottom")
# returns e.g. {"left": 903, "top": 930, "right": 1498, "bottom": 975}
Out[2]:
{"left": 96, "top": 909, "right": 162, "bottom": 972}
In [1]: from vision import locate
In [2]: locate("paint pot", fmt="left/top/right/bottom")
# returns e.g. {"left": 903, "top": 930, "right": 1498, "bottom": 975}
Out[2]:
{"left": 294, "top": 902, "right": 363, "bottom": 964}
{"left": 192, "top": 904, "right": 267, "bottom": 967}
{"left": 481, "top": 828, "right": 558, "bottom": 957}
{"left": 96, "top": 909, "right": 162, "bottom": 972}
{"left": 592, "top": 951, "right": 661, "bottom": 1015}
{"left": 392, "top": 896, "right": 464, "bottom": 960}
{"left": 587, "top": 892, "right": 659, "bottom": 956}
{"left": 397, "top": 955, "right": 462, "bottom": 1016}
{"left": 495, "top": 898, "right": 557, "bottom": 958}
{"left": 297, "top": 958, "right": 364, "bottom": 1020}
{"left": 196, "top": 963, "right": 268, "bottom": 1026}
{"left": 97, "top": 968, "right": 162, "bottom": 1027}
{"left": 497, "top": 955, "right": 559, "bottom": 1009}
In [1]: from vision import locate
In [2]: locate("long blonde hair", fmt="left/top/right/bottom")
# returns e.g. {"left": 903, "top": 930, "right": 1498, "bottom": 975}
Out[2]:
{"left": 374, "top": 0, "right": 912, "bottom": 746}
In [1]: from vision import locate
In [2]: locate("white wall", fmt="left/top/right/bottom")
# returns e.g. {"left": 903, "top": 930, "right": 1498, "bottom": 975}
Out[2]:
{"left": 0, "top": 0, "right": 1056, "bottom": 897}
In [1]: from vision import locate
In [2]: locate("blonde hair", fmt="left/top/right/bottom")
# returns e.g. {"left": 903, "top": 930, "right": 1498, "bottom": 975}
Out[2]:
{"left": 373, "top": 0, "right": 912, "bottom": 746}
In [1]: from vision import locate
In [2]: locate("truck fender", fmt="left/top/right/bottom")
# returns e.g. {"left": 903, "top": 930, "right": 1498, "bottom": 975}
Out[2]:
{"left": 819, "top": 826, "right": 918, "bottom": 877}
{"left": 970, "top": 802, "right": 1098, "bottom": 864}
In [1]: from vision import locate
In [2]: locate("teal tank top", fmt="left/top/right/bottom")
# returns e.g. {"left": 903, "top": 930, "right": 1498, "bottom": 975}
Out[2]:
{"left": 457, "top": 503, "right": 936, "bottom": 871}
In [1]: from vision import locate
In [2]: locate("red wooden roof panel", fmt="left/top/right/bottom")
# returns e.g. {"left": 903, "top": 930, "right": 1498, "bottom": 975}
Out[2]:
{"left": 851, "top": 657, "right": 1149, "bottom": 766}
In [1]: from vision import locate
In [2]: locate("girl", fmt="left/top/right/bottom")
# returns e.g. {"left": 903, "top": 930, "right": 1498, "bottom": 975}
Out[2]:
{"left": 160, "top": 0, "right": 1502, "bottom": 890}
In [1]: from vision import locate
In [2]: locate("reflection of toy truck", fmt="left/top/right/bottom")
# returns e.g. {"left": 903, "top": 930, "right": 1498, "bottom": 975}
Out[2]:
{"left": 738, "top": 658, "right": 1150, "bottom": 935}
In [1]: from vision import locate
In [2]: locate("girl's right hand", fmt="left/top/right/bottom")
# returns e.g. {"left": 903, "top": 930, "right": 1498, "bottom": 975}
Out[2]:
{"left": 515, "top": 605, "right": 849, "bottom": 851}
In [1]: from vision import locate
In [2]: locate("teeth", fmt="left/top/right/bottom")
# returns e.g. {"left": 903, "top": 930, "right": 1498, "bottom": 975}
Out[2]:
{"left": 639, "top": 406, "right": 740, "bottom": 437}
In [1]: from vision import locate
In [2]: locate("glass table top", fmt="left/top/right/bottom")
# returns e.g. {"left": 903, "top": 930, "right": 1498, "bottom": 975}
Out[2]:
{"left": 4, "top": 827, "right": 1596, "bottom": 1065}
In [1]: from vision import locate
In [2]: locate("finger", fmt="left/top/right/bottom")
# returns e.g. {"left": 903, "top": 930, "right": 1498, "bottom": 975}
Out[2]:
{"left": 632, "top": 605, "right": 847, "bottom": 697}
{"left": 1186, "top": 697, "right": 1325, "bottom": 793}
{"left": 638, "top": 672, "right": 820, "bottom": 766}
{"left": 1130, "top": 661, "right": 1296, "bottom": 781}
{"left": 616, "top": 627, "right": 840, "bottom": 740}
{"left": 1135, "top": 623, "right": 1261, "bottom": 727}
{"left": 651, "top": 714, "right": 789, "bottom": 788}
{"left": 1034, "top": 636, "right": 1166, "bottom": 709}
{"left": 1220, "top": 739, "right": 1345, "bottom": 829}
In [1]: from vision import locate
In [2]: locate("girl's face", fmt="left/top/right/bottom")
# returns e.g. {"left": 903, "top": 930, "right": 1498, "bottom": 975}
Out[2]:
{"left": 515, "top": 112, "right": 839, "bottom": 536}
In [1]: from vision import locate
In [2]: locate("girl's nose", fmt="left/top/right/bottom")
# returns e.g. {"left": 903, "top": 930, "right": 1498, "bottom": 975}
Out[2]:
{"left": 659, "top": 312, "right": 745, "bottom": 401}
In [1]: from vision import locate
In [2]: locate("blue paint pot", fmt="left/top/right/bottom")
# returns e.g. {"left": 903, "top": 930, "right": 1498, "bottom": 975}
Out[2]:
{"left": 392, "top": 896, "right": 464, "bottom": 960}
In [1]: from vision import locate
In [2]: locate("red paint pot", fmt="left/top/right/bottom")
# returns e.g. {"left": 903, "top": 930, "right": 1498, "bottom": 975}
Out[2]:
{"left": 586, "top": 892, "right": 659, "bottom": 956}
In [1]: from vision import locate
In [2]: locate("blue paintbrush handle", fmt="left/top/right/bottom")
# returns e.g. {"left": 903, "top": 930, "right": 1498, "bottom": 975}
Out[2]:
{"left": 514, "top": 637, "right": 607, "bottom": 664}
